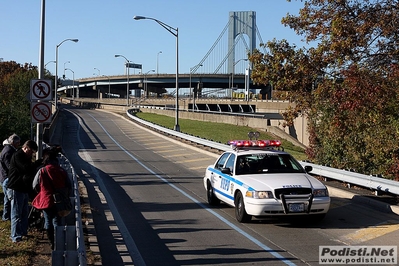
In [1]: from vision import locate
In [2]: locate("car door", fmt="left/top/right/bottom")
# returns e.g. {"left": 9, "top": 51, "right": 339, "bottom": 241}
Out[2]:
{"left": 215, "top": 153, "right": 236, "bottom": 205}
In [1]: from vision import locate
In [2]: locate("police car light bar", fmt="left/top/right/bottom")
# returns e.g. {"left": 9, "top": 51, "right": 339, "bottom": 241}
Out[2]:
{"left": 228, "top": 140, "right": 282, "bottom": 148}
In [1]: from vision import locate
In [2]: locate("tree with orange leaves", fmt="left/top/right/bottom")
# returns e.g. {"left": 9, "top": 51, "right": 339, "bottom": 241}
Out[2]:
{"left": 250, "top": 0, "right": 399, "bottom": 180}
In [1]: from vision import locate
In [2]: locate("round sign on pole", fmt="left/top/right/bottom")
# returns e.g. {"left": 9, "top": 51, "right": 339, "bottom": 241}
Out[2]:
{"left": 31, "top": 102, "right": 52, "bottom": 123}
{"left": 30, "top": 79, "right": 52, "bottom": 101}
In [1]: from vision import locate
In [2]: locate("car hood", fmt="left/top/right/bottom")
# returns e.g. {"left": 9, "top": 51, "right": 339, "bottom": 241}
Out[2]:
{"left": 240, "top": 173, "right": 326, "bottom": 191}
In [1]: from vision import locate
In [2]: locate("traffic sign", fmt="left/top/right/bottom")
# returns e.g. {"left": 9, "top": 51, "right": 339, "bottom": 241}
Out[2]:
{"left": 31, "top": 102, "right": 52, "bottom": 123}
{"left": 30, "top": 79, "right": 52, "bottom": 101}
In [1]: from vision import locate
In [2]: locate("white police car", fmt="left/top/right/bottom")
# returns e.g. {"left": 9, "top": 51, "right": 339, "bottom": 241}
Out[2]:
{"left": 203, "top": 136, "right": 330, "bottom": 223}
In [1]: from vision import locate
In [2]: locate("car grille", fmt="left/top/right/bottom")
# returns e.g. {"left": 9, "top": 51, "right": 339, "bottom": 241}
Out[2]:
{"left": 274, "top": 188, "right": 313, "bottom": 199}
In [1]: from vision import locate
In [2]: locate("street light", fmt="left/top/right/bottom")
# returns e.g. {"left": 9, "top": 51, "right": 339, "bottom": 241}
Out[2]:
{"left": 157, "top": 51, "right": 162, "bottom": 74}
{"left": 45, "top": 60, "right": 55, "bottom": 69}
{"left": 231, "top": 58, "right": 249, "bottom": 100}
{"left": 55, "top": 38, "right": 78, "bottom": 109}
{"left": 63, "top": 61, "right": 70, "bottom": 79}
{"left": 143, "top": 70, "right": 155, "bottom": 98}
{"left": 189, "top": 64, "right": 202, "bottom": 111}
{"left": 65, "top": 68, "right": 75, "bottom": 99}
{"left": 115, "top": 54, "right": 130, "bottom": 106}
{"left": 94, "top": 67, "right": 100, "bottom": 76}
{"left": 134, "top": 15, "right": 180, "bottom": 132}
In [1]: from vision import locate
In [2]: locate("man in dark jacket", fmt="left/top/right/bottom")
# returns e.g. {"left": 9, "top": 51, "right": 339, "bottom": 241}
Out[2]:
{"left": 7, "top": 140, "right": 42, "bottom": 243}
{"left": 0, "top": 134, "right": 20, "bottom": 221}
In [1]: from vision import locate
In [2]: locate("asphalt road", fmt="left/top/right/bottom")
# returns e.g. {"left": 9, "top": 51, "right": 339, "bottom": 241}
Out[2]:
{"left": 59, "top": 106, "right": 399, "bottom": 266}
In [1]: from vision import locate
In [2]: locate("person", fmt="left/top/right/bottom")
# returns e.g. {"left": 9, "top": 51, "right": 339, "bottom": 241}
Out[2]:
{"left": 0, "top": 134, "right": 21, "bottom": 221}
{"left": 32, "top": 146, "right": 71, "bottom": 250}
{"left": 7, "top": 140, "right": 42, "bottom": 243}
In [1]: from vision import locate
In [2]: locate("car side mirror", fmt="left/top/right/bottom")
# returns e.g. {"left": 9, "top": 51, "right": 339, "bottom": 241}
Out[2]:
{"left": 221, "top": 168, "right": 232, "bottom": 175}
{"left": 304, "top": 165, "right": 313, "bottom": 173}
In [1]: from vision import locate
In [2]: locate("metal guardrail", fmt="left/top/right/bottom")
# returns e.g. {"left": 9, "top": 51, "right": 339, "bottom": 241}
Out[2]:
{"left": 52, "top": 154, "right": 86, "bottom": 266}
{"left": 299, "top": 162, "right": 399, "bottom": 196}
{"left": 126, "top": 110, "right": 399, "bottom": 197}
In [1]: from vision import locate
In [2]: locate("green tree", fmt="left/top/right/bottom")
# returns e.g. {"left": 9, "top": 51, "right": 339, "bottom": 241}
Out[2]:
{"left": 0, "top": 61, "right": 38, "bottom": 142}
{"left": 249, "top": 0, "right": 399, "bottom": 180}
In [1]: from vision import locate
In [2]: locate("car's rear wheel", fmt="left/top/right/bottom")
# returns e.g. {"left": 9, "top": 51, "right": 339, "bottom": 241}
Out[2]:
{"left": 235, "top": 191, "right": 252, "bottom": 223}
{"left": 207, "top": 180, "right": 220, "bottom": 205}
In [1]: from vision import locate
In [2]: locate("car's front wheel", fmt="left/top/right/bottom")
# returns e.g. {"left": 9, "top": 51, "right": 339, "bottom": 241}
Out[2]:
{"left": 234, "top": 191, "right": 252, "bottom": 223}
{"left": 207, "top": 180, "right": 220, "bottom": 206}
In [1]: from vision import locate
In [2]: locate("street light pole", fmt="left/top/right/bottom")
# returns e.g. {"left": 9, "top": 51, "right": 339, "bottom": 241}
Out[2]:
{"left": 231, "top": 58, "right": 248, "bottom": 100}
{"left": 55, "top": 38, "right": 78, "bottom": 109}
{"left": 63, "top": 61, "right": 70, "bottom": 79}
{"left": 157, "top": 51, "right": 162, "bottom": 75}
{"left": 65, "top": 68, "right": 75, "bottom": 99}
{"left": 144, "top": 70, "right": 155, "bottom": 98}
{"left": 115, "top": 54, "right": 130, "bottom": 106}
{"left": 134, "top": 15, "right": 180, "bottom": 132}
{"left": 189, "top": 64, "right": 202, "bottom": 111}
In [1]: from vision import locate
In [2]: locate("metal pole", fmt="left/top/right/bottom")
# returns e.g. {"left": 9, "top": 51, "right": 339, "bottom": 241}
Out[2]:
{"left": 37, "top": 0, "right": 45, "bottom": 159}
{"left": 127, "top": 62, "right": 130, "bottom": 106}
{"left": 157, "top": 51, "right": 162, "bottom": 75}
{"left": 134, "top": 15, "right": 180, "bottom": 131}
{"left": 54, "top": 38, "right": 78, "bottom": 110}
{"left": 174, "top": 28, "right": 179, "bottom": 131}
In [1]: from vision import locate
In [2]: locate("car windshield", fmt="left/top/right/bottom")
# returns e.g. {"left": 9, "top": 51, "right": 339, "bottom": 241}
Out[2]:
{"left": 235, "top": 153, "right": 305, "bottom": 175}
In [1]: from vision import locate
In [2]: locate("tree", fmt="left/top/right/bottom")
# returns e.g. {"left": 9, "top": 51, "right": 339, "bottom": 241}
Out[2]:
{"left": 249, "top": 0, "right": 399, "bottom": 180}
{"left": 0, "top": 61, "right": 38, "bottom": 142}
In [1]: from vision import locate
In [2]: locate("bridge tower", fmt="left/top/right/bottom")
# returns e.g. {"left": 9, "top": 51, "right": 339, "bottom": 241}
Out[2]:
{"left": 227, "top": 11, "right": 256, "bottom": 74}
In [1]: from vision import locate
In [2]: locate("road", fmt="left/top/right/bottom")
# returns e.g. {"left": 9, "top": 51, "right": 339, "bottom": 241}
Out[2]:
{"left": 59, "top": 106, "right": 399, "bottom": 266}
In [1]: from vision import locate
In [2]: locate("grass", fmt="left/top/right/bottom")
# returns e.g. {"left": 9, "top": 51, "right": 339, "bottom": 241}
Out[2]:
{"left": 134, "top": 112, "right": 307, "bottom": 160}
{"left": 0, "top": 187, "right": 42, "bottom": 266}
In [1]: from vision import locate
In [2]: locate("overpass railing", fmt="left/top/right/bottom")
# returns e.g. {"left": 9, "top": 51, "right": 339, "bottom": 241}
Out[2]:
{"left": 126, "top": 109, "right": 399, "bottom": 197}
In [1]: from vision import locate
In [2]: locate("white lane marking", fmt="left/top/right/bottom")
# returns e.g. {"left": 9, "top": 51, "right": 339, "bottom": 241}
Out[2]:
{"left": 89, "top": 113, "right": 296, "bottom": 266}
{"left": 71, "top": 110, "right": 145, "bottom": 266}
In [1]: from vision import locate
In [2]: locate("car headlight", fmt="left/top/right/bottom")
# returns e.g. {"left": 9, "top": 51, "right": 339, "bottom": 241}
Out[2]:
{"left": 246, "top": 191, "right": 273, "bottom": 199}
{"left": 313, "top": 188, "right": 329, "bottom": 197}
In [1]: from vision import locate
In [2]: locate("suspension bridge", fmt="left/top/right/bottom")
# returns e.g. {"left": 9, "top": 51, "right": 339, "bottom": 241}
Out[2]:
{"left": 63, "top": 11, "right": 270, "bottom": 100}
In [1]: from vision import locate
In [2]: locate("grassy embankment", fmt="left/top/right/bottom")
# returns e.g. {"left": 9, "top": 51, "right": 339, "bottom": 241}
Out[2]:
{"left": 134, "top": 112, "right": 307, "bottom": 161}
{"left": 0, "top": 187, "right": 42, "bottom": 265}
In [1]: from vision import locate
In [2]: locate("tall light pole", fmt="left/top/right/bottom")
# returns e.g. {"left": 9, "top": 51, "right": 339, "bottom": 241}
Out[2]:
{"left": 115, "top": 54, "right": 130, "bottom": 106}
{"left": 231, "top": 58, "right": 248, "bottom": 100}
{"left": 65, "top": 68, "right": 75, "bottom": 99}
{"left": 55, "top": 38, "right": 78, "bottom": 109}
{"left": 63, "top": 61, "right": 70, "bottom": 79}
{"left": 189, "top": 64, "right": 202, "bottom": 111}
{"left": 134, "top": 15, "right": 180, "bottom": 132}
{"left": 144, "top": 70, "right": 155, "bottom": 98}
{"left": 157, "top": 51, "right": 162, "bottom": 75}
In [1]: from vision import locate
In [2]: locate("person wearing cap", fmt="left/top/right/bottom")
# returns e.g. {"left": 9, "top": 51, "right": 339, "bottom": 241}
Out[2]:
{"left": 7, "top": 140, "right": 42, "bottom": 243}
{"left": 0, "top": 134, "right": 21, "bottom": 221}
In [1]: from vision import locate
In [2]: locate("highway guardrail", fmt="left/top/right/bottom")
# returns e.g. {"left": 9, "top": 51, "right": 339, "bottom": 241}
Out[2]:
{"left": 126, "top": 109, "right": 399, "bottom": 197}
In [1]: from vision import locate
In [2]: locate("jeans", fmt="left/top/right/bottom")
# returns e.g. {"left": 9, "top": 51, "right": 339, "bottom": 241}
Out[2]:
{"left": 43, "top": 206, "right": 60, "bottom": 230}
{"left": 10, "top": 189, "right": 29, "bottom": 242}
{"left": 1, "top": 179, "right": 10, "bottom": 221}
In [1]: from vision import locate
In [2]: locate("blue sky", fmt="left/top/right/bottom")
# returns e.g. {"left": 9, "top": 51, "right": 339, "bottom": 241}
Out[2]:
{"left": 1, "top": 1, "right": 307, "bottom": 80}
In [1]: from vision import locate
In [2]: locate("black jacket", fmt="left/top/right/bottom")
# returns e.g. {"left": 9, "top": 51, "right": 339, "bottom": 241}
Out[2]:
{"left": 7, "top": 149, "right": 42, "bottom": 193}
{"left": 0, "top": 144, "right": 17, "bottom": 183}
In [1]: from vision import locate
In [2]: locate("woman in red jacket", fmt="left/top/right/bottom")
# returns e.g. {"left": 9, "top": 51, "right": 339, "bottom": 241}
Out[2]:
{"left": 32, "top": 146, "right": 72, "bottom": 250}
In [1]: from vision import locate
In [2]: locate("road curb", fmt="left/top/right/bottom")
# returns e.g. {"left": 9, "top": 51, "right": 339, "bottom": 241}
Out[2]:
{"left": 327, "top": 185, "right": 399, "bottom": 215}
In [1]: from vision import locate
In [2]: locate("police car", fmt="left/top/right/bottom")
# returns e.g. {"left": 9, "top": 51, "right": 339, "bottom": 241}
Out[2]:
{"left": 203, "top": 134, "right": 330, "bottom": 223}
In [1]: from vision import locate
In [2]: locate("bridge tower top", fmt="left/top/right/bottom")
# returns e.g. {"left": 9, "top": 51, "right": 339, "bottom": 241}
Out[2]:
{"left": 227, "top": 11, "right": 256, "bottom": 74}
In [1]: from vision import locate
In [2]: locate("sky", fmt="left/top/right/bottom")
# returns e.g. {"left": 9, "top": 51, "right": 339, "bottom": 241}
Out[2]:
{"left": 1, "top": 1, "right": 307, "bottom": 80}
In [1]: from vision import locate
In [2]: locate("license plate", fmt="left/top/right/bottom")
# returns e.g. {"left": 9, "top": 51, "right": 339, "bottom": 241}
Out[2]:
{"left": 288, "top": 203, "right": 305, "bottom": 213}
